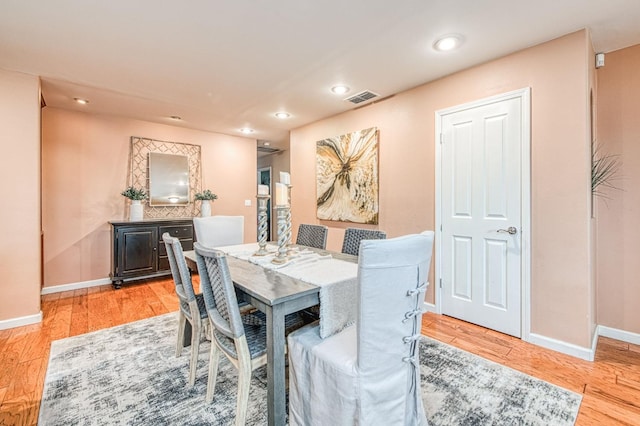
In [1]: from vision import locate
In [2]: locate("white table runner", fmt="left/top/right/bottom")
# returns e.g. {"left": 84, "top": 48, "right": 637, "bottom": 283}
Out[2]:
{"left": 216, "top": 243, "right": 357, "bottom": 338}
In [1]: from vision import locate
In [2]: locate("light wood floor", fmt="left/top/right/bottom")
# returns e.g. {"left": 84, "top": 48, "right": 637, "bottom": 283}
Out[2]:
{"left": 1, "top": 278, "right": 639, "bottom": 425}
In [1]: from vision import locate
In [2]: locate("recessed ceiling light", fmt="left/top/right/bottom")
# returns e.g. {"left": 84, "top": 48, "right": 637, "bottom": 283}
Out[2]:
{"left": 433, "top": 34, "right": 464, "bottom": 51}
{"left": 169, "top": 115, "right": 182, "bottom": 120}
{"left": 74, "top": 97, "right": 89, "bottom": 105}
{"left": 331, "top": 85, "right": 350, "bottom": 95}
{"left": 275, "top": 112, "right": 290, "bottom": 119}
{"left": 240, "top": 128, "right": 254, "bottom": 134}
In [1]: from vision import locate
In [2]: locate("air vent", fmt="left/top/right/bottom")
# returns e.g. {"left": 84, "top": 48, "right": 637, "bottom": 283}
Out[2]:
{"left": 257, "top": 146, "right": 280, "bottom": 154}
{"left": 345, "top": 90, "right": 379, "bottom": 105}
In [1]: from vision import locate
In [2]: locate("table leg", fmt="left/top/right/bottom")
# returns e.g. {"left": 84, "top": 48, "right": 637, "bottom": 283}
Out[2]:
{"left": 266, "top": 303, "right": 286, "bottom": 426}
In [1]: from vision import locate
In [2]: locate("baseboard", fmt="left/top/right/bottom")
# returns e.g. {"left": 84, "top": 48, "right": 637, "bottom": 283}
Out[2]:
{"left": 598, "top": 325, "right": 640, "bottom": 346}
{"left": 0, "top": 311, "right": 43, "bottom": 330}
{"left": 41, "top": 277, "right": 112, "bottom": 295}
{"left": 527, "top": 332, "right": 594, "bottom": 361}
{"left": 423, "top": 302, "right": 437, "bottom": 313}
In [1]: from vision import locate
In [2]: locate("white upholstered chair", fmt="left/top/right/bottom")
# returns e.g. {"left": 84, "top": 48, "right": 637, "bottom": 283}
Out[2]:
{"left": 193, "top": 215, "right": 244, "bottom": 248}
{"left": 287, "top": 231, "right": 435, "bottom": 426}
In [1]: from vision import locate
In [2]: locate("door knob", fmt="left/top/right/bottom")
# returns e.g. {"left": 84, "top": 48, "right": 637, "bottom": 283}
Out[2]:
{"left": 497, "top": 226, "right": 517, "bottom": 235}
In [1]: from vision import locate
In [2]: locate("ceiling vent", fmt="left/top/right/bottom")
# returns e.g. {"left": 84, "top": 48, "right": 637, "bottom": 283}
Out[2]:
{"left": 257, "top": 146, "right": 280, "bottom": 154}
{"left": 344, "top": 90, "right": 379, "bottom": 105}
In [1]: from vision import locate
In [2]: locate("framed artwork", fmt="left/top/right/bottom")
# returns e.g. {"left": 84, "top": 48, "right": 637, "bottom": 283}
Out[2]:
{"left": 316, "top": 127, "right": 379, "bottom": 224}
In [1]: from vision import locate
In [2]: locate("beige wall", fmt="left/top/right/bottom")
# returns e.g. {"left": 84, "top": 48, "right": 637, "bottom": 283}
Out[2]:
{"left": 291, "top": 30, "right": 594, "bottom": 347}
{"left": 42, "top": 108, "right": 257, "bottom": 288}
{"left": 595, "top": 44, "right": 640, "bottom": 334}
{"left": 0, "top": 69, "right": 41, "bottom": 322}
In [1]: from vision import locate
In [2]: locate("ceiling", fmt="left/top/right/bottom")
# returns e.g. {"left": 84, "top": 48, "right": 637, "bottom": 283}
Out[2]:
{"left": 2, "top": 1, "right": 640, "bottom": 153}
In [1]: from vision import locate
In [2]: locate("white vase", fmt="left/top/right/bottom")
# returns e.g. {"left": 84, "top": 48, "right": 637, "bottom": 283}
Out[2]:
{"left": 129, "top": 200, "right": 144, "bottom": 221}
{"left": 200, "top": 200, "right": 211, "bottom": 217}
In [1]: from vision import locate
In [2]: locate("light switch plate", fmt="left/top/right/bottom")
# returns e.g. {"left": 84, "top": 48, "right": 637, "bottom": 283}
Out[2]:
{"left": 244, "top": 199, "right": 252, "bottom": 206}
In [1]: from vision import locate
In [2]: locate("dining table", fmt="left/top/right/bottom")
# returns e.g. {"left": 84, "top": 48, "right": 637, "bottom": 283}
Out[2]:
{"left": 183, "top": 243, "right": 358, "bottom": 426}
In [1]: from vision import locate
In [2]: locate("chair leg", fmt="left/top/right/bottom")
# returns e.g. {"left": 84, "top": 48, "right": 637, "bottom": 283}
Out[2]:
{"left": 176, "top": 312, "right": 186, "bottom": 357}
{"left": 206, "top": 340, "right": 221, "bottom": 403}
{"left": 235, "top": 337, "right": 253, "bottom": 426}
{"left": 188, "top": 320, "right": 200, "bottom": 386}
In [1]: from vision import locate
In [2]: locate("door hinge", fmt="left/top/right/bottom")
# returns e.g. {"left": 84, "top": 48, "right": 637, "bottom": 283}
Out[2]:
{"left": 440, "top": 133, "right": 444, "bottom": 144}
{"left": 439, "top": 278, "right": 442, "bottom": 288}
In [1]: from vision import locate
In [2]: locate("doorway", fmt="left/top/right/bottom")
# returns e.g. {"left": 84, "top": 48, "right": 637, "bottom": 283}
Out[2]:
{"left": 435, "top": 88, "right": 531, "bottom": 338}
{"left": 257, "top": 167, "right": 272, "bottom": 241}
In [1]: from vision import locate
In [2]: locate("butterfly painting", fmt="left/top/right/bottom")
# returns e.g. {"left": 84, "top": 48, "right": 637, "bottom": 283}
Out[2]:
{"left": 316, "top": 127, "right": 379, "bottom": 224}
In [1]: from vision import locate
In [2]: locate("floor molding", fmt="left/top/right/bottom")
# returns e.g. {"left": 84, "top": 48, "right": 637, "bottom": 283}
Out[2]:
{"left": 41, "top": 277, "right": 112, "bottom": 295}
{"left": 0, "top": 311, "right": 42, "bottom": 330}
{"left": 527, "top": 332, "right": 594, "bottom": 361}
{"left": 598, "top": 324, "right": 640, "bottom": 346}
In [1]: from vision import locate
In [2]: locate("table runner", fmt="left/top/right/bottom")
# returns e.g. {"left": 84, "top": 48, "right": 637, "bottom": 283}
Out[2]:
{"left": 216, "top": 243, "right": 357, "bottom": 338}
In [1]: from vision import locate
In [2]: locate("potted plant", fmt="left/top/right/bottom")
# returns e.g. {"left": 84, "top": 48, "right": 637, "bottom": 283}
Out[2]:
{"left": 121, "top": 186, "right": 147, "bottom": 221}
{"left": 194, "top": 189, "right": 218, "bottom": 217}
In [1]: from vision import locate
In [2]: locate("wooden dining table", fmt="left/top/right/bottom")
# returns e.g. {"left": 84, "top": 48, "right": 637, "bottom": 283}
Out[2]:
{"left": 184, "top": 245, "right": 357, "bottom": 426}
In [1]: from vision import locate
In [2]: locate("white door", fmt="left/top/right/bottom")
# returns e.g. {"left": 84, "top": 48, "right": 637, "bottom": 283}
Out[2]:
{"left": 438, "top": 90, "right": 529, "bottom": 337}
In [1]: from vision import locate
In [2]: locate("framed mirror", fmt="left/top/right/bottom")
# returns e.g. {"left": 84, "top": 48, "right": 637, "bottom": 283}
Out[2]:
{"left": 148, "top": 152, "right": 190, "bottom": 206}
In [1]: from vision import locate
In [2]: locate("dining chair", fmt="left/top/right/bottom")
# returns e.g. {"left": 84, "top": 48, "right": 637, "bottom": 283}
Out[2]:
{"left": 341, "top": 227, "right": 387, "bottom": 256}
{"left": 193, "top": 215, "right": 244, "bottom": 248}
{"left": 162, "top": 233, "right": 209, "bottom": 387}
{"left": 193, "top": 242, "right": 307, "bottom": 425}
{"left": 295, "top": 224, "right": 328, "bottom": 249}
{"left": 287, "top": 231, "right": 435, "bottom": 426}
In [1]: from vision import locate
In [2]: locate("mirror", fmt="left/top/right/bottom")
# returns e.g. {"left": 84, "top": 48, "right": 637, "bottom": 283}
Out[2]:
{"left": 148, "top": 152, "right": 190, "bottom": 206}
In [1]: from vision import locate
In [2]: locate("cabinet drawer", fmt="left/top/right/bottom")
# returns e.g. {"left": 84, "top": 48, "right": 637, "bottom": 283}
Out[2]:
{"left": 158, "top": 256, "right": 170, "bottom": 272}
{"left": 160, "top": 225, "right": 193, "bottom": 239}
{"left": 159, "top": 238, "right": 193, "bottom": 256}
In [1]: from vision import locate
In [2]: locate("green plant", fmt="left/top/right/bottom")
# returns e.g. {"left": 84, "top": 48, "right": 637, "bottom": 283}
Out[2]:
{"left": 121, "top": 186, "right": 148, "bottom": 200}
{"left": 194, "top": 189, "right": 218, "bottom": 201}
{"left": 591, "top": 142, "right": 621, "bottom": 197}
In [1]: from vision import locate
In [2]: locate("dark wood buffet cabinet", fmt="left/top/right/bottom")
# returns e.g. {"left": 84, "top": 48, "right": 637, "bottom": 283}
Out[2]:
{"left": 109, "top": 218, "right": 194, "bottom": 288}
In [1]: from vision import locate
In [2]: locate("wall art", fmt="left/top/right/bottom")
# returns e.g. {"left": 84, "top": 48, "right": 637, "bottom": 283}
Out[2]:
{"left": 316, "top": 127, "right": 379, "bottom": 224}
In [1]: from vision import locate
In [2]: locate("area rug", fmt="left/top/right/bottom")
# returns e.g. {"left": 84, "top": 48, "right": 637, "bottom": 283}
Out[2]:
{"left": 39, "top": 313, "right": 581, "bottom": 425}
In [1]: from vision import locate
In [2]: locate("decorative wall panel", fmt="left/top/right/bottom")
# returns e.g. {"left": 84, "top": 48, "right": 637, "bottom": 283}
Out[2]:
{"left": 128, "top": 136, "right": 202, "bottom": 219}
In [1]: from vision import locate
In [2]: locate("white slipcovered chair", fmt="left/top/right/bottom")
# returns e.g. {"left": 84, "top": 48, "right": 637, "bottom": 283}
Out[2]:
{"left": 287, "top": 231, "right": 435, "bottom": 426}
{"left": 193, "top": 215, "right": 244, "bottom": 248}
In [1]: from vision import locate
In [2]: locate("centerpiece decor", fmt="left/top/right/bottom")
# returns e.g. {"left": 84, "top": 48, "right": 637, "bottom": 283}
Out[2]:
{"left": 280, "top": 172, "right": 294, "bottom": 254}
{"left": 254, "top": 184, "right": 271, "bottom": 256}
{"left": 194, "top": 189, "right": 218, "bottom": 217}
{"left": 121, "top": 186, "right": 147, "bottom": 221}
{"left": 272, "top": 182, "right": 290, "bottom": 264}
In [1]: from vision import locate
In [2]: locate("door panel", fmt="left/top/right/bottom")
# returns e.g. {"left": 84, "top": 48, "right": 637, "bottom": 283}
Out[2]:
{"left": 440, "top": 96, "right": 523, "bottom": 337}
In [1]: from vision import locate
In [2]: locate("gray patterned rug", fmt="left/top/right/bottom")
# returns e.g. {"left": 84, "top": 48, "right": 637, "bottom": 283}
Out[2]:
{"left": 39, "top": 313, "right": 581, "bottom": 425}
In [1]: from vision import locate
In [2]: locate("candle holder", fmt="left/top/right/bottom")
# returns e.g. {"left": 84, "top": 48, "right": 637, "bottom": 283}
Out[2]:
{"left": 272, "top": 205, "right": 290, "bottom": 264}
{"left": 285, "top": 185, "right": 295, "bottom": 254}
{"left": 254, "top": 194, "right": 271, "bottom": 256}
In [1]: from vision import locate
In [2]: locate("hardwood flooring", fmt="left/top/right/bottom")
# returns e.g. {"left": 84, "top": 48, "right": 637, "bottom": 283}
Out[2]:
{"left": 0, "top": 278, "right": 639, "bottom": 425}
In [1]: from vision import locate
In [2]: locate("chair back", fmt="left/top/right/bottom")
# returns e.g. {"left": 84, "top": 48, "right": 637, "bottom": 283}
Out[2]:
{"left": 356, "top": 231, "right": 434, "bottom": 424}
{"left": 162, "top": 233, "right": 198, "bottom": 317}
{"left": 295, "top": 224, "right": 328, "bottom": 249}
{"left": 341, "top": 227, "right": 386, "bottom": 256}
{"left": 193, "top": 242, "right": 245, "bottom": 341}
{"left": 193, "top": 215, "right": 244, "bottom": 248}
